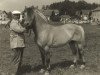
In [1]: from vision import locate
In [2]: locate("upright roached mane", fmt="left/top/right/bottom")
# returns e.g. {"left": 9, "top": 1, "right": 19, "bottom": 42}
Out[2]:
{"left": 23, "top": 6, "right": 85, "bottom": 75}
{"left": 35, "top": 10, "right": 48, "bottom": 22}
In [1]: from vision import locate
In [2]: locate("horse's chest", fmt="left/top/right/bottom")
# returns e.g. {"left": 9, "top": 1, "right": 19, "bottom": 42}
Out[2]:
{"left": 37, "top": 31, "right": 49, "bottom": 46}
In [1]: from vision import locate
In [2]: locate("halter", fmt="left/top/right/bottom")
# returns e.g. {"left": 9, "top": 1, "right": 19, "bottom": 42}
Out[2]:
{"left": 23, "top": 7, "right": 35, "bottom": 29}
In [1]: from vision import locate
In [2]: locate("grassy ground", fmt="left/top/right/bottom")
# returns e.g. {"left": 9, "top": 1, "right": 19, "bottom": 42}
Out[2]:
{"left": 0, "top": 24, "right": 100, "bottom": 75}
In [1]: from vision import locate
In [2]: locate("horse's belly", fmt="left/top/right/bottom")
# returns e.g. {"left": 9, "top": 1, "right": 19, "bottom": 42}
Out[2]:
{"left": 51, "top": 34, "right": 71, "bottom": 47}
{"left": 72, "top": 34, "right": 81, "bottom": 41}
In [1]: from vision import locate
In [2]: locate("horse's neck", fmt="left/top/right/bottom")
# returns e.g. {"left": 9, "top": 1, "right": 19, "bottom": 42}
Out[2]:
{"left": 36, "top": 12, "right": 48, "bottom": 28}
{"left": 32, "top": 13, "right": 48, "bottom": 37}
{"left": 35, "top": 14, "right": 47, "bottom": 24}
{"left": 35, "top": 11, "right": 47, "bottom": 24}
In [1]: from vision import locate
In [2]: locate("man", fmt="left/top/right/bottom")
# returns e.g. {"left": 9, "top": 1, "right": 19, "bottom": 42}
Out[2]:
{"left": 10, "top": 10, "right": 26, "bottom": 75}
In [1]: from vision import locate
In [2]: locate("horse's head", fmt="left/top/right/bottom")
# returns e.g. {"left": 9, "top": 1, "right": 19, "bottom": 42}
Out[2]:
{"left": 22, "top": 6, "right": 35, "bottom": 28}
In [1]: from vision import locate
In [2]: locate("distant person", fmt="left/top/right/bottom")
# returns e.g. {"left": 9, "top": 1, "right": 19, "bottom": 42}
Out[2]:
{"left": 10, "top": 10, "right": 26, "bottom": 75}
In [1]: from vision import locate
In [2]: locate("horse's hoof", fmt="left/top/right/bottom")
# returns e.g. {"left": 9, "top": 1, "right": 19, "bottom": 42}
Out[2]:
{"left": 44, "top": 71, "right": 49, "bottom": 75}
{"left": 69, "top": 64, "right": 75, "bottom": 69}
{"left": 80, "top": 65, "right": 85, "bottom": 70}
{"left": 39, "top": 69, "right": 45, "bottom": 73}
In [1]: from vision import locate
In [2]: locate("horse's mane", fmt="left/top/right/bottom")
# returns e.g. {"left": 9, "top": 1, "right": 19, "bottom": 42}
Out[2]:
{"left": 34, "top": 9, "right": 48, "bottom": 22}
{"left": 24, "top": 6, "right": 48, "bottom": 23}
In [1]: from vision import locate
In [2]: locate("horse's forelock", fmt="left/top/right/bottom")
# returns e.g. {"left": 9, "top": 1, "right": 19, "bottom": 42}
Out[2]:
{"left": 23, "top": 7, "right": 34, "bottom": 17}
{"left": 27, "top": 8, "right": 33, "bottom": 16}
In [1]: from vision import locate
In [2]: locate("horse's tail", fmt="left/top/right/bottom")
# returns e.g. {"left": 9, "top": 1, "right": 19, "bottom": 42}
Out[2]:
{"left": 79, "top": 26, "right": 86, "bottom": 48}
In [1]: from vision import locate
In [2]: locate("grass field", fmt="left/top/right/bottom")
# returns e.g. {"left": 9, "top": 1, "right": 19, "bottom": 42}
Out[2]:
{"left": 0, "top": 24, "right": 100, "bottom": 75}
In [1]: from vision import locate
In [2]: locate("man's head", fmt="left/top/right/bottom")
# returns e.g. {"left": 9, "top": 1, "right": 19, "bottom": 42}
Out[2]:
{"left": 12, "top": 11, "right": 21, "bottom": 20}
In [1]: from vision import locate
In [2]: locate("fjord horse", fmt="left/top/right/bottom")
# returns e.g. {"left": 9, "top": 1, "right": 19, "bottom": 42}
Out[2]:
{"left": 22, "top": 6, "right": 85, "bottom": 75}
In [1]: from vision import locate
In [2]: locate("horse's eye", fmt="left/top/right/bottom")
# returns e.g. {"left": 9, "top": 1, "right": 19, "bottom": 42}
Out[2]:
{"left": 22, "top": 15, "right": 24, "bottom": 18}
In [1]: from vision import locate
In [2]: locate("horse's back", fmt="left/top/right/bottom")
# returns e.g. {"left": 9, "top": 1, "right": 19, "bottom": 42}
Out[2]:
{"left": 52, "top": 23, "right": 85, "bottom": 42}
{"left": 45, "top": 24, "right": 81, "bottom": 46}
{"left": 37, "top": 23, "right": 85, "bottom": 47}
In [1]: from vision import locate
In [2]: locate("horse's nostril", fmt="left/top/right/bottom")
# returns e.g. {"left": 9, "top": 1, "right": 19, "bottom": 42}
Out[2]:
{"left": 24, "top": 22, "right": 29, "bottom": 25}
{"left": 27, "top": 23, "right": 29, "bottom": 25}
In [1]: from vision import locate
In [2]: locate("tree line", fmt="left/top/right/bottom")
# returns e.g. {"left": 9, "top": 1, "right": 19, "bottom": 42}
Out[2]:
{"left": 43, "top": 0, "right": 99, "bottom": 17}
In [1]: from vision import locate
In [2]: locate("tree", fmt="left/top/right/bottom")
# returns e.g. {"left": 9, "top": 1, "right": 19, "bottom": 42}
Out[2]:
{"left": 49, "top": 0, "right": 98, "bottom": 17}
{"left": 36, "top": 6, "right": 38, "bottom": 9}
{"left": 46, "top": 5, "right": 50, "bottom": 9}
{"left": 65, "top": 0, "right": 69, "bottom": 2}
{"left": 50, "top": 10, "right": 55, "bottom": 21}
{"left": 42, "top": 5, "right": 46, "bottom": 10}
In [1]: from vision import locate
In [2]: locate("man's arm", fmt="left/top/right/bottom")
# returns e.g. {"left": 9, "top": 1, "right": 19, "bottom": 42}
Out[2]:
{"left": 10, "top": 22, "right": 26, "bottom": 33}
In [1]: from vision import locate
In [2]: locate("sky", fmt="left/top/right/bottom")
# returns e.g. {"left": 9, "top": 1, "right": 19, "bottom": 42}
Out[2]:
{"left": 0, "top": 0, "right": 100, "bottom": 12}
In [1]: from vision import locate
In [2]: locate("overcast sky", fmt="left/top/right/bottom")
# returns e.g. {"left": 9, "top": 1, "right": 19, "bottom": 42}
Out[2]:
{"left": 0, "top": 0, "right": 100, "bottom": 12}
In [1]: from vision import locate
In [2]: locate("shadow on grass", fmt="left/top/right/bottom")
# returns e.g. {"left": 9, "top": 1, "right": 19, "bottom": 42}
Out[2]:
{"left": 50, "top": 60, "right": 73, "bottom": 70}
{"left": 16, "top": 64, "right": 32, "bottom": 75}
{"left": 17, "top": 60, "right": 73, "bottom": 75}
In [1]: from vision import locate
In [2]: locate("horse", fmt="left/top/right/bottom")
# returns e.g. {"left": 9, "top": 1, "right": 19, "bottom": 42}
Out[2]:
{"left": 22, "top": 6, "right": 85, "bottom": 75}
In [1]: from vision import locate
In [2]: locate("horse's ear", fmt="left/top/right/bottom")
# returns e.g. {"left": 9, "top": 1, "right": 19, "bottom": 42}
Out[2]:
{"left": 31, "top": 6, "right": 34, "bottom": 9}
{"left": 25, "top": 6, "right": 27, "bottom": 9}
{"left": 31, "top": 6, "right": 35, "bottom": 11}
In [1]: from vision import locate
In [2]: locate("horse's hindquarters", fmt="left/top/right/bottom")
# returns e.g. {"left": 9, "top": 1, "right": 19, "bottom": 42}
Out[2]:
{"left": 72, "top": 26, "right": 85, "bottom": 43}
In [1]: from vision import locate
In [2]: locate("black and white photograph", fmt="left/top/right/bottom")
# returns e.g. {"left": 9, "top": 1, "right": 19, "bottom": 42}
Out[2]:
{"left": 0, "top": 0, "right": 100, "bottom": 75}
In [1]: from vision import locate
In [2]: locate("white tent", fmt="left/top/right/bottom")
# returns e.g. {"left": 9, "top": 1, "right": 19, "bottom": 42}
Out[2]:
{"left": 12, "top": 10, "right": 21, "bottom": 14}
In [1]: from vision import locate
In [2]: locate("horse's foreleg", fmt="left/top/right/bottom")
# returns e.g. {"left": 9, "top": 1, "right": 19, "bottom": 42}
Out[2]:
{"left": 77, "top": 43, "right": 85, "bottom": 69}
{"left": 39, "top": 46, "right": 46, "bottom": 73}
{"left": 39, "top": 47, "right": 45, "bottom": 66}
{"left": 39, "top": 46, "right": 50, "bottom": 74}
{"left": 44, "top": 46, "right": 50, "bottom": 70}
{"left": 44, "top": 46, "right": 50, "bottom": 75}
{"left": 69, "top": 41, "right": 78, "bottom": 68}
{"left": 45, "top": 51, "right": 50, "bottom": 70}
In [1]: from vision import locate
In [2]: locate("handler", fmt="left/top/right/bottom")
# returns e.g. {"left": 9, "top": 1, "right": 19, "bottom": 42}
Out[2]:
{"left": 10, "top": 10, "right": 26, "bottom": 75}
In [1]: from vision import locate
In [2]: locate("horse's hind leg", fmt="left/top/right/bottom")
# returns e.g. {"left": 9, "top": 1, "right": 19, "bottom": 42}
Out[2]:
{"left": 69, "top": 41, "right": 78, "bottom": 68}
{"left": 77, "top": 43, "right": 85, "bottom": 69}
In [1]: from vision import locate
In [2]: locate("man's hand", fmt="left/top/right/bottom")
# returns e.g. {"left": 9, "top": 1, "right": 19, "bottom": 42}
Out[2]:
{"left": 19, "top": 19, "right": 25, "bottom": 27}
